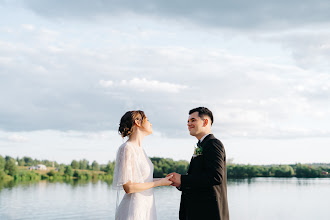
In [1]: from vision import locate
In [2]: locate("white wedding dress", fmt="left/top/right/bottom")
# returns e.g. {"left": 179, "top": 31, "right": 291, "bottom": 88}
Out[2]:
{"left": 112, "top": 141, "right": 157, "bottom": 220}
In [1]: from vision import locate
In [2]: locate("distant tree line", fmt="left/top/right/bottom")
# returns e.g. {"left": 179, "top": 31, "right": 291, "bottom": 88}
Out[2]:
{"left": 0, "top": 155, "right": 115, "bottom": 182}
{"left": 151, "top": 157, "right": 189, "bottom": 178}
{"left": 151, "top": 158, "right": 330, "bottom": 178}
{"left": 15, "top": 156, "right": 59, "bottom": 168}
{"left": 1, "top": 154, "right": 330, "bottom": 183}
{"left": 227, "top": 163, "right": 330, "bottom": 178}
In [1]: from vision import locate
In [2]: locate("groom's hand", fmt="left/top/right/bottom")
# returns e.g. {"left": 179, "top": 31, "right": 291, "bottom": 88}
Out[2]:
{"left": 166, "top": 172, "right": 181, "bottom": 187}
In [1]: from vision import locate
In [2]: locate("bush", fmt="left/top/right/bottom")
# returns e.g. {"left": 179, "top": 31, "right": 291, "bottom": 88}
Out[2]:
{"left": 5, "top": 159, "right": 17, "bottom": 176}
{"left": 73, "top": 170, "right": 79, "bottom": 178}
{"left": 274, "top": 165, "right": 294, "bottom": 177}
{"left": 41, "top": 174, "right": 49, "bottom": 180}
{"left": 47, "top": 170, "right": 56, "bottom": 177}
{"left": 103, "top": 161, "right": 115, "bottom": 175}
{"left": 64, "top": 166, "right": 73, "bottom": 176}
{"left": 0, "top": 170, "right": 7, "bottom": 180}
{"left": 296, "top": 164, "right": 321, "bottom": 178}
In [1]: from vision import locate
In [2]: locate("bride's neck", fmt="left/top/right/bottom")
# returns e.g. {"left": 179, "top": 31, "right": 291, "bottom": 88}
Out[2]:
{"left": 128, "top": 131, "right": 145, "bottom": 147}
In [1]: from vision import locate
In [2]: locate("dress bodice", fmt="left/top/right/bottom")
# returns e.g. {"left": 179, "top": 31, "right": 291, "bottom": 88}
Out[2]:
{"left": 113, "top": 141, "right": 157, "bottom": 220}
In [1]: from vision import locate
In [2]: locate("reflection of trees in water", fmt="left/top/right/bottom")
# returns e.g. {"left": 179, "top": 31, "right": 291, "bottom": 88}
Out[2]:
{"left": 227, "top": 178, "right": 256, "bottom": 186}
{"left": 0, "top": 178, "right": 115, "bottom": 191}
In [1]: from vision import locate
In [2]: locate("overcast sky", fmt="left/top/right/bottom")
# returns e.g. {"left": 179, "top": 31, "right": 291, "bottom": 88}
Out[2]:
{"left": 1, "top": 0, "right": 330, "bottom": 165}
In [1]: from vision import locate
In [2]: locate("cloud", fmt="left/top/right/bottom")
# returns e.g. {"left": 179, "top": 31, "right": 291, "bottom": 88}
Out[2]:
{"left": 7, "top": 134, "right": 28, "bottom": 142}
{"left": 293, "top": 74, "right": 330, "bottom": 100}
{"left": 255, "top": 29, "right": 330, "bottom": 70}
{"left": 1, "top": 27, "right": 329, "bottom": 139}
{"left": 21, "top": 24, "right": 35, "bottom": 31}
{"left": 16, "top": 0, "right": 330, "bottom": 30}
{"left": 99, "top": 78, "right": 188, "bottom": 93}
{"left": 99, "top": 80, "right": 113, "bottom": 87}
{"left": 1, "top": 3, "right": 329, "bottom": 141}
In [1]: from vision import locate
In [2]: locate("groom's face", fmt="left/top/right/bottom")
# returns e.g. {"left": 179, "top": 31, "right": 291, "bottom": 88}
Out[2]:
{"left": 187, "top": 112, "right": 204, "bottom": 137}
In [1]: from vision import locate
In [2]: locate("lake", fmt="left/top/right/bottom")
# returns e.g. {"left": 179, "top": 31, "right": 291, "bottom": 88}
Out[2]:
{"left": 0, "top": 178, "right": 329, "bottom": 219}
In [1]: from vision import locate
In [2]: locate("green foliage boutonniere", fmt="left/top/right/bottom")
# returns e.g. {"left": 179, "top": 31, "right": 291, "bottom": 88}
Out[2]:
{"left": 193, "top": 143, "right": 203, "bottom": 157}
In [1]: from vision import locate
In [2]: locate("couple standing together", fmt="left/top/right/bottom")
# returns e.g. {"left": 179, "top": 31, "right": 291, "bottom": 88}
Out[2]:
{"left": 112, "top": 107, "right": 229, "bottom": 220}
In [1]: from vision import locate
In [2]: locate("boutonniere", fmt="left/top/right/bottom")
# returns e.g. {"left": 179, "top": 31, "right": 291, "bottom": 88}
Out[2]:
{"left": 193, "top": 143, "right": 203, "bottom": 157}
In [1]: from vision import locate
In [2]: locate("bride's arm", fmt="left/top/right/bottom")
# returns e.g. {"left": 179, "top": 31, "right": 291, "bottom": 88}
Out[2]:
{"left": 153, "top": 178, "right": 161, "bottom": 182}
{"left": 123, "top": 176, "right": 172, "bottom": 194}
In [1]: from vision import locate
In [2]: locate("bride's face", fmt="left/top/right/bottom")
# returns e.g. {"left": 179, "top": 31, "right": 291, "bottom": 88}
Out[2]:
{"left": 141, "top": 117, "right": 153, "bottom": 135}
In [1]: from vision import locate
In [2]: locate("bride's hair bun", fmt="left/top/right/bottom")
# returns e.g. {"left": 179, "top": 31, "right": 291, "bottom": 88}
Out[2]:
{"left": 118, "top": 110, "right": 146, "bottom": 138}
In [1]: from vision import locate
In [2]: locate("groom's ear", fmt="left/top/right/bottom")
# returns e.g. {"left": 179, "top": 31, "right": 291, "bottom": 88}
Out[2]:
{"left": 203, "top": 118, "right": 209, "bottom": 127}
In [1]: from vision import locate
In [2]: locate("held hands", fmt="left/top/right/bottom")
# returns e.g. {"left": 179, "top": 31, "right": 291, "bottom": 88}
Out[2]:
{"left": 158, "top": 175, "right": 173, "bottom": 186}
{"left": 166, "top": 172, "right": 181, "bottom": 187}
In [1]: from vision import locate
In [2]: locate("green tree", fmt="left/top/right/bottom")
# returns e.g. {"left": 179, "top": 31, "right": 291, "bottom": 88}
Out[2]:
{"left": 71, "top": 160, "right": 79, "bottom": 169}
{"left": 64, "top": 166, "right": 73, "bottom": 176}
{"left": 91, "top": 161, "right": 99, "bottom": 171}
{"left": 5, "top": 156, "right": 14, "bottom": 162}
{"left": 47, "top": 170, "right": 56, "bottom": 177}
{"left": 0, "top": 155, "right": 5, "bottom": 170}
{"left": 295, "top": 163, "right": 321, "bottom": 178}
{"left": 40, "top": 160, "right": 54, "bottom": 167}
{"left": 0, "top": 170, "right": 6, "bottom": 180}
{"left": 79, "top": 159, "right": 89, "bottom": 170}
{"left": 23, "top": 157, "right": 34, "bottom": 166}
{"left": 260, "top": 166, "right": 271, "bottom": 177}
{"left": 228, "top": 165, "right": 248, "bottom": 178}
{"left": 18, "top": 158, "right": 26, "bottom": 166}
{"left": 149, "top": 157, "right": 189, "bottom": 178}
{"left": 56, "top": 164, "right": 66, "bottom": 173}
{"left": 274, "top": 165, "right": 294, "bottom": 177}
{"left": 153, "top": 166, "right": 163, "bottom": 178}
{"left": 73, "top": 170, "right": 79, "bottom": 178}
{"left": 103, "top": 161, "right": 115, "bottom": 175}
{"left": 176, "top": 162, "right": 189, "bottom": 175}
{"left": 246, "top": 165, "right": 258, "bottom": 178}
{"left": 5, "top": 158, "right": 17, "bottom": 176}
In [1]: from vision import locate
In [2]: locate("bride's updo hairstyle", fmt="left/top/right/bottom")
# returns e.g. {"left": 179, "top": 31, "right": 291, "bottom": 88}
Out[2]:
{"left": 118, "top": 110, "right": 146, "bottom": 138}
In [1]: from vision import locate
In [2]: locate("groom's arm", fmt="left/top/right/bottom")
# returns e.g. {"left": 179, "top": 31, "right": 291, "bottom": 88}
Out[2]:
{"left": 180, "top": 139, "right": 225, "bottom": 189}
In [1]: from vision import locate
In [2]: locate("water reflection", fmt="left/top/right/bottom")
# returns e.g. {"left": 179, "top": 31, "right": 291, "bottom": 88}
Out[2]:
{"left": 228, "top": 177, "right": 330, "bottom": 186}
{"left": 1, "top": 178, "right": 330, "bottom": 220}
{"left": 2, "top": 177, "right": 330, "bottom": 191}
{"left": 0, "top": 178, "right": 115, "bottom": 192}
{"left": 228, "top": 178, "right": 256, "bottom": 185}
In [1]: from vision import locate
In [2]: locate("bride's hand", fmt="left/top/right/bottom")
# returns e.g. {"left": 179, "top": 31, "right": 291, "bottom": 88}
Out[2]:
{"left": 158, "top": 175, "right": 173, "bottom": 186}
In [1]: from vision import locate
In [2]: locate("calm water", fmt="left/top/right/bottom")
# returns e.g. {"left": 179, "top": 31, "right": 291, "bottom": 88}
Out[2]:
{"left": 0, "top": 178, "right": 330, "bottom": 220}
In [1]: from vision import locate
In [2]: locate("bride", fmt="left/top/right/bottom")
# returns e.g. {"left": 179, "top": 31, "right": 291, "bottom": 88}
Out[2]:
{"left": 112, "top": 110, "right": 173, "bottom": 220}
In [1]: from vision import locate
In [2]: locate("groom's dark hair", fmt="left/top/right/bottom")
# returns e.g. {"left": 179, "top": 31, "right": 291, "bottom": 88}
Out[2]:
{"left": 189, "top": 107, "right": 213, "bottom": 125}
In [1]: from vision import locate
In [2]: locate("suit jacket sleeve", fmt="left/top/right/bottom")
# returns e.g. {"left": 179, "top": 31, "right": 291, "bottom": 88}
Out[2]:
{"left": 180, "top": 139, "right": 225, "bottom": 189}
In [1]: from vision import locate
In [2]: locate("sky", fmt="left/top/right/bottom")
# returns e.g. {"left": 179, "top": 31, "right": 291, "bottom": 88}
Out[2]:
{"left": 1, "top": 0, "right": 330, "bottom": 165}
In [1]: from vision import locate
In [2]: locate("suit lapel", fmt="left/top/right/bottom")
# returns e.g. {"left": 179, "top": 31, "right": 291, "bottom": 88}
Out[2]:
{"left": 200, "top": 134, "right": 214, "bottom": 148}
{"left": 187, "top": 134, "right": 214, "bottom": 174}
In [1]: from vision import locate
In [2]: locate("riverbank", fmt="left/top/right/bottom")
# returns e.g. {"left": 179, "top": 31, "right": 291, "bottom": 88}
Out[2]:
{"left": 1, "top": 155, "right": 329, "bottom": 185}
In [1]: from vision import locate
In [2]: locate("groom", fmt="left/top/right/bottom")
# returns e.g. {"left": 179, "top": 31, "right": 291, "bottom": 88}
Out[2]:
{"left": 168, "top": 107, "right": 229, "bottom": 220}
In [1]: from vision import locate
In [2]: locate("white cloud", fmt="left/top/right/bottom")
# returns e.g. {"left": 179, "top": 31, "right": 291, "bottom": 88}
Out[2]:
{"left": 256, "top": 28, "right": 330, "bottom": 71}
{"left": 22, "top": 24, "right": 35, "bottom": 31}
{"left": 7, "top": 134, "right": 28, "bottom": 142}
{"left": 61, "top": 130, "right": 114, "bottom": 140}
{"left": 99, "top": 80, "right": 113, "bottom": 87}
{"left": 292, "top": 73, "right": 330, "bottom": 100}
{"left": 100, "top": 78, "right": 188, "bottom": 93}
{"left": 0, "top": 2, "right": 330, "bottom": 165}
